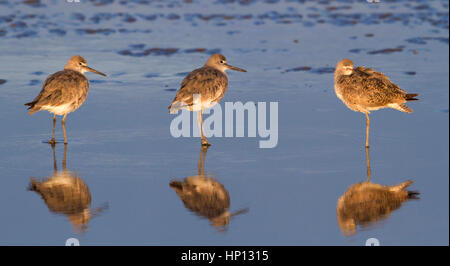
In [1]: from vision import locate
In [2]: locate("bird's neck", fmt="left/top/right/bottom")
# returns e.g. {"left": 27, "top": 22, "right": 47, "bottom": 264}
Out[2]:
{"left": 205, "top": 64, "right": 227, "bottom": 73}
{"left": 334, "top": 70, "right": 351, "bottom": 80}
{"left": 64, "top": 66, "right": 84, "bottom": 74}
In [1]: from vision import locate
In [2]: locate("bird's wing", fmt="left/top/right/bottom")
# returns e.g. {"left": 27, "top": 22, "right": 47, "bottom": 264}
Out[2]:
{"left": 342, "top": 67, "right": 408, "bottom": 107}
{"left": 31, "top": 70, "right": 89, "bottom": 107}
{"left": 169, "top": 67, "right": 228, "bottom": 108}
{"left": 355, "top": 66, "right": 407, "bottom": 93}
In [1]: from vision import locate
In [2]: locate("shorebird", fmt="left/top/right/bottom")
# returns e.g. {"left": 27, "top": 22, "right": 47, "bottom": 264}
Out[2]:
{"left": 170, "top": 147, "right": 248, "bottom": 230}
{"left": 334, "top": 59, "right": 418, "bottom": 148}
{"left": 25, "top": 55, "right": 106, "bottom": 144}
{"left": 168, "top": 54, "right": 246, "bottom": 146}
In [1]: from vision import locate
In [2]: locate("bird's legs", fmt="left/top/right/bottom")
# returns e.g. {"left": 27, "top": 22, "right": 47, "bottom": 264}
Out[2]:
{"left": 48, "top": 114, "right": 56, "bottom": 144}
{"left": 197, "top": 108, "right": 210, "bottom": 146}
{"left": 365, "top": 113, "right": 370, "bottom": 148}
{"left": 62, "top": 114, "right": 68, "bottom": 144}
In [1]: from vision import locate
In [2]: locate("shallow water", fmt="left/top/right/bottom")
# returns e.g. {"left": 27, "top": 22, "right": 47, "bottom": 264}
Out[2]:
{"left": 0, "top": 0, "right": 448, "bottom": 245}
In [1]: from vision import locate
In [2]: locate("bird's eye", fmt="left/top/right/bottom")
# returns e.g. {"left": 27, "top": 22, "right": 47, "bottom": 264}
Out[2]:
{"left": 220, "top": 60, "right": 224, "bottom": 64}
{"left": 79, "top": 62, "right": 83, "bottom": 66}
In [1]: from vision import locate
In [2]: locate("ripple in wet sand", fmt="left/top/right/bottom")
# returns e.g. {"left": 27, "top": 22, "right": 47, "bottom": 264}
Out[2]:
{"left": 368, "top": 46, "right": 405, "bottom": 55}
{"left": 118, "top": 45, "right": 220, "bottom": 57}
{"left": 28, "top": 80, "right": 40, "bottom": 86}
{"left": 284, "top": 66, "right": 334, "bottom": 74}
{"left": 285, "top": 66, "right": 312, "bottom": 73}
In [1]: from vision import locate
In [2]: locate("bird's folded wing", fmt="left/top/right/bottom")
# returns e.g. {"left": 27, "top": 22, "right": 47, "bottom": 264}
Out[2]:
{"left": 355, "top": 67, "right": 406, "bottom": 93}
{"left": 352, "top": 68, "right": 407, "bottom": 106}
{"left": 171, "top": 67, "right": 228, "bottom": 107}
{"left": 32, "top": 71, "right": 88, "bottom": 107}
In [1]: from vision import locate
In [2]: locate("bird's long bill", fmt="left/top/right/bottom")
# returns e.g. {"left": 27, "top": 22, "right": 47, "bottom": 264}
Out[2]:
{"left": 225, "top": 63, "right": 247, "bottom": 72}
{"left": 85, "top": 66, "right": 107, "bottom": 76}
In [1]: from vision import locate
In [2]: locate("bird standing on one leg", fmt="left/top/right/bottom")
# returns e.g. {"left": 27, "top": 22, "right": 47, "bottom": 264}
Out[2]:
{"left": 25, "top": 55, "right": 106, "bottom": 144}
{"left": 168, "top": 54, "right": 247, "bottom": 146}
{"left": 334, "top": 59, "right": 419, "bottom": 148}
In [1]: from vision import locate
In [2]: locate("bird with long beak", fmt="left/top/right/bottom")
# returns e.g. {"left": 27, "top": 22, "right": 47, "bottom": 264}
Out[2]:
{"left": 25, "top": 55, "right": 106, "bottom": 144}
{"left": 168, "top": 54, "right": 247, "bottom": 146}
{"left": 334, "top": 58, "right": 419, "bottom": 148}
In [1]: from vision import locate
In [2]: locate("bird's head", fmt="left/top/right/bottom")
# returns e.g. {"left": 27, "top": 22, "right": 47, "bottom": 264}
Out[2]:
{"left": 65, "top": 55, "right": 106, "bottom": 77}
{"left": 205, "top": 54, "right": 247, "bottom": 73}
{"left": 335, "top": 58, "right": 354, "bottom": 76}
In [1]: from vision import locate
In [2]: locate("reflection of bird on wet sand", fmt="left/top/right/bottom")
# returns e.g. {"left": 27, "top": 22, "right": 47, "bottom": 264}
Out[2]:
{"left": 336, "top": 148, "right": 419, "bottom": 236}
{"left": 170, "top": 146, "right": 248, "bottom": 231}
{"left": 28, "top": 144, "right": 107, "bottom": 234}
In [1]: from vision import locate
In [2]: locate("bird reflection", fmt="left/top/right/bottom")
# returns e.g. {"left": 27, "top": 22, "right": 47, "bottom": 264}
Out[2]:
{"left": 336, "top": 148, "right": 419, "bottom": 236}
{"left": 28, "top": 144, "right": 107, "bottom": 234}
{"left": 170, "top": 146, "right": 248, "bottom": 231}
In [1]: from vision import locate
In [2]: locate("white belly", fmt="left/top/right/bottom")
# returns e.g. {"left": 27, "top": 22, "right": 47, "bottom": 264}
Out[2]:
{"left": 42, "top": 103, "right": 74, "bottom": 115}
{"left": 190, "top": 101, "right": 218, "bottom": 111}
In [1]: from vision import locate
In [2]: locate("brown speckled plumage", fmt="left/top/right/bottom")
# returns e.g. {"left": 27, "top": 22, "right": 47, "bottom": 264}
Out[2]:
{"left": 334, "top": 59, "right": 418, "bottom": 147}
{"left": 168, "top": 54, "right": 246, "bottom": 146}
{"left": 24, "top": 55, "right": 106, "bottom": 144}
{"left": 26, "top": 70, "right": 89, "bottom": 115}
{"left": 335, "top": 63, "right": 418, "bottom": 114}
{"left": 168, "top": 66, "right": 228, "bottom": 111}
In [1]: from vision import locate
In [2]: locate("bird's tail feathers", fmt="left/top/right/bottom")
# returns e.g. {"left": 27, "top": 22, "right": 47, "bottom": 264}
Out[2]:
{"left": 168, "top": 101, "right": 189, "bottom": 114}
{"left": 24, "top": 101, "right": 36, "bottom": 108}
{"left": 405, "top": 93, "right": 419, "bottom": 101}
{"left": 24, "top": 101, "right": 39, "bottom": 115}
{"left": 27, "top": 109, "right": 39, "bottom": 115}
{"left": 390, "top": 103, "right": 413, "bottom": 113}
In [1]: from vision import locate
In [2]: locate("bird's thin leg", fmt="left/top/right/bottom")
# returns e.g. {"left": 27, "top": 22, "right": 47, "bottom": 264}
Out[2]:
{"left": 365, "top": 146, "right": 371, "bottom": 182}
{"left": 196, "top": 110, "right": 203, "bottom": 138}
{"left": 49, "top": 114, "right": 56, "bottom": 144}
{"left": 365, "top": 113, "right": 370, "bottom": 148}
{"left": 62, "top": 114, "right": 68, "bottom": 144}
{"left": 199, "top": 108, "right": 210, "bottom": 146}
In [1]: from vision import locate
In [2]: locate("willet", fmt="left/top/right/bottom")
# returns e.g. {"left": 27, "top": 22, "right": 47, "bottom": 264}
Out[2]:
{"left": 334, "top": 59, "right": 418, "bottom": 148}
{"left": 168, "top": 54, "right": 247, "bottom": 146}
{"left": 25, "top": 55, "right": 106, "bottom": 144}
